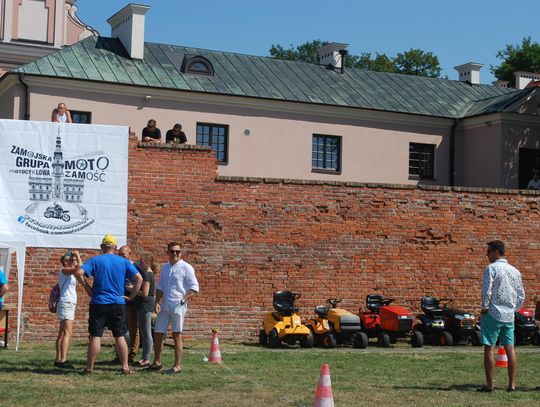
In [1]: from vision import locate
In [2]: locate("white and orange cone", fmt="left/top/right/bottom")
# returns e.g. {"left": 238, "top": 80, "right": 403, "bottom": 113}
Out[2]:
{"left": 208, "top": 329, "right": 222, "bottom": 363}
{"left": 313, "top": 363, "right": 334, "bottom": 407}
{"left": 496, "top": 346, "right": 508, "bottom": 368}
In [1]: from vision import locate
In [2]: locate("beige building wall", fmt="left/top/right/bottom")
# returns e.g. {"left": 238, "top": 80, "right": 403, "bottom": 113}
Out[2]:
{"left": 9, "top": 79, "right": 452, "bottom": 185}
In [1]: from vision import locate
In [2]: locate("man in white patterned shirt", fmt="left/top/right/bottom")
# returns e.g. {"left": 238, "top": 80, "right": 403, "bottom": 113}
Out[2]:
{"left": 478, "top": 240, "right": 525, "bottom": 392}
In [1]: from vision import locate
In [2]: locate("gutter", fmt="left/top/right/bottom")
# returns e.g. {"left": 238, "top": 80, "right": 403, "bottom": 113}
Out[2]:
{"left": 449, "top": 118, "right": 459, "bottom": 186}
{"left": 17, "top": 72, "right": 30, "bottom": 120}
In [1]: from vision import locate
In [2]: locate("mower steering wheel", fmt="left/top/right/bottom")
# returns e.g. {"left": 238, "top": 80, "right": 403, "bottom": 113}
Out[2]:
{"left": 439, "top": 298, "right": 452, "bottom": 308}
{"left": 326, "top": 298, "right": 342, "bottom": 308}
{"left": 291, "top": 292, "right": 301, "bottom": 299}
{"left": 382, "top": 298, "right": 394, "bottom": 305}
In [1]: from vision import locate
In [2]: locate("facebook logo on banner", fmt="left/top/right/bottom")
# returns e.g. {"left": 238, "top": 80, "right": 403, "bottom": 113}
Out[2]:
{"left": 17, "top": 216, "right": 25, "bottom": 224}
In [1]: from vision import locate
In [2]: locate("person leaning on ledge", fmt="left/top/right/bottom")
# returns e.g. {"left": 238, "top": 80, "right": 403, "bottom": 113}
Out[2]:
{"left": 141, "top": 119, "right": 161, "bottom": 143}
{"left": 166, "top": 124, "right": 187, "bottom": 144}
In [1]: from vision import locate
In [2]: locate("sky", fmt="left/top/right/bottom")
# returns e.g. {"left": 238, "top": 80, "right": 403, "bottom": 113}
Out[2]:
{"left": 74, "top": 0, "right": 538, "bottom": 85}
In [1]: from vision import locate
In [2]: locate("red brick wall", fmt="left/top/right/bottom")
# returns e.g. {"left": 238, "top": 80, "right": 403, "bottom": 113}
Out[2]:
{"left": 5, "top": 135, "right": 540, "bottom": 342}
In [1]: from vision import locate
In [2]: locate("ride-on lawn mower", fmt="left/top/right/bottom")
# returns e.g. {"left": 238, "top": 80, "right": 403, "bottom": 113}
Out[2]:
{"left": 439, "top": 299, "right": 482, "bottom": 346}
{"left": 414, "top": 296, "right": 454, "bottom": 346}
{"left": 304, "top": 298, "right": 368, "bottom": 348}
{"left": 259, "top": 291, "right": 313, "bottom": 348}
{"left": 359, "top": 294, "right": 422, "bottom": 347}
{"left": 514, "top": 307, "right": 539, "bottom": 345}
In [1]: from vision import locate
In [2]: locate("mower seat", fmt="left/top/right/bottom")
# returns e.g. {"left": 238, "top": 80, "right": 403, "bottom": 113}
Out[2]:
{"left": 315, "top": 305, "right": 329, "bottom": 319}
{"left": 421, "top": 296, "right": 443, "bottom": 315}
{"left": 366, "top": 294, "right": 384, "bottom": 313}
{"left": 273, "top": 291, "right": 298, "bottom": 316}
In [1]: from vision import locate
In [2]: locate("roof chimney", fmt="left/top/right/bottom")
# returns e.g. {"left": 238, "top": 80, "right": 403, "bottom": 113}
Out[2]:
{"left": 317, "top": 42, "right": 348, "bottom": 70}
{"left": 494, "top": 80, "right": 510, "bottom": 88}
{"left": 454, "top": 62, "right": 483, "bottom": 85}
{"left": 514, "top": 71, "right": 540, "bottom": 90}
{"left": 107, "top": 3, "right": 150, "bottom": 60}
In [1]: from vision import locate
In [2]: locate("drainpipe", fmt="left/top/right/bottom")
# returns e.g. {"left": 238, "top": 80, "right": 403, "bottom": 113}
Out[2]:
{"left": 338, "top": 49, "right": 348, "bottom": 74}
{"left": 17, "top": 72, "right": 30, "bottom": 120}
{"left": 449, "top": 118, "right": 459, "bottom": 186}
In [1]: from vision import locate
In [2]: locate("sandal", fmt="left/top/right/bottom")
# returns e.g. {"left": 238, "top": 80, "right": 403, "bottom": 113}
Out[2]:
{"left": 145, "top": 363, "right": 162, "bottom": 371}
{"left": 162, "top": 367, "right": 182, "bottom": 374}
{"left": 121, "top": 367, "right": 134, "bottom": 375}
{"left": 476, "top": 385, "right": 494, "bottom": 393}
{"left": 138, "top": 361, "right": 150, "bottom": 368}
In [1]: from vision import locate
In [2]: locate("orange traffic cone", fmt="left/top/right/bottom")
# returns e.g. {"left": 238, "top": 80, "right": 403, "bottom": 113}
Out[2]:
{"left": 313, "top": 364, "right": 334, "bottom": 407}
{"left": 496, "top": 346, "right": 508, "bottom": 368}
{"left": 208, "top": 329, "right": 222, "bottom": 363}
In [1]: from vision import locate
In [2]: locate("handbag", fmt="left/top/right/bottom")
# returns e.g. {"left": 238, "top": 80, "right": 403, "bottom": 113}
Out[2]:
{"left": 48, "top": 277, "right": 69, "bottom": 313}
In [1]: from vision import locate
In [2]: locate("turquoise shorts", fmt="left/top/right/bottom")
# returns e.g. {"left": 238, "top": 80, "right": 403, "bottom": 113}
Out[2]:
{"left": 480, "top": 313, "right": 514, "bottom": 346}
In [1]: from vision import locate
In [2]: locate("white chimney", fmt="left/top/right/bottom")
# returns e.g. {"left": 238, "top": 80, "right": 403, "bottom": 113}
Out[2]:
{"left": 454, "top": 62, "right": 483, "bottom": 85}
{"left": 317, "top": 42, "right": 348, "bottom": 69}
{"left": 107, "top": 4, "right": 150, "bottom": 60}
{"left": 494, "top": 80, "right": 510, "bottom": 88}
{"left": 514, "top": 71, "right": 540, "bottom": 90}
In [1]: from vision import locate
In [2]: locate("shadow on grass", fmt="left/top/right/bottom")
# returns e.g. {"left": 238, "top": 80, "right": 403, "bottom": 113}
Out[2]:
{"left": 390, "top": 383, "right": 540, "bottom": 393}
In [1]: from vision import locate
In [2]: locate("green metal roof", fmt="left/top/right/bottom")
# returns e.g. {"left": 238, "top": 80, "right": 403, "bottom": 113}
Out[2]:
{"left": 15, "top": 36, "right": 522, "bottom": 119}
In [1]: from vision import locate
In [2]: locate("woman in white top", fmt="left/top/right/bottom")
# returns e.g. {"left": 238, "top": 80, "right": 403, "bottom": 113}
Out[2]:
{"left": 54, "top": 252, "right": 79, "bottom": 368}
{"left": 51, "top": 103, "right": 72, "bottom": 123}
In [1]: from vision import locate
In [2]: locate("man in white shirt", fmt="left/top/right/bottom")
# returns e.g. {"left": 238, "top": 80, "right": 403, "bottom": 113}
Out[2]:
{"left": 478, "top": 240, "right": 525, "bottom": 392}
{"left": 147, "top": 242, "right": 199, "bottom": 374}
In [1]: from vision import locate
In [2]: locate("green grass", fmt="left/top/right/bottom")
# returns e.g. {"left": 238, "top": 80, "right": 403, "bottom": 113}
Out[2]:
{"left": 1, "top": 340, "right": 540, "bottom": 406}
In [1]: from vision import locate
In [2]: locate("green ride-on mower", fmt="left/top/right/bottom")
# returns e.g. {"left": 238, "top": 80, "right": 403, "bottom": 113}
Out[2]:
{"left": 259, "top": 291, "right": 314, "bottom": 348}
{"left": 304, "top": 298, "right": 368, "bottom": 348}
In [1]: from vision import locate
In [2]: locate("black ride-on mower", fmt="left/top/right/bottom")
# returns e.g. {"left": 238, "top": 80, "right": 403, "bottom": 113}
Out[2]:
{"left": 514, "top": 307, "right": 539, "bottom": 345}
{"left": 359, "top": 294, "right": 422, "bottom": 347}
{"left": 414, "top": 296, "right": 454, "bottom": 346}
{"left": 259, "top": 291, "right": 313, "bottom": 348}
{"left": 304, "top": 298, "right": 368, "bottom": 348}
{"left": 440, "top": 299, "right": 482, "bottom": 346}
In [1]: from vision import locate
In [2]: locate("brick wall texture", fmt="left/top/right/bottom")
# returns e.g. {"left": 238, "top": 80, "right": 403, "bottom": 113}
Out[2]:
{"left": 4, "top": 135, "right": 540, "bottom": 342}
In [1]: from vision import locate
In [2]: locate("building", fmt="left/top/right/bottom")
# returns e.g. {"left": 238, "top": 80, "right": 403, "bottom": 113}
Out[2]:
{"left": 0, "top": 3, "right": 539, "bottom": 189}
{"left": 0, "top": 0, "right": 97, "bottom": 75}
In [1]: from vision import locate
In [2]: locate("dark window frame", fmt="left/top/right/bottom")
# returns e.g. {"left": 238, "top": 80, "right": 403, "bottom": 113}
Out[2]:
{"left": 70, "top": 110, "right": 92, "bottom": 124}
{"left": 183, "top": 55, "right": 214, "bottom": 76}
{"left": 311, "top": 134, "right": 342, "bottom": 174}
{"left": 409, "top": 142, "right": 435, "bottom": 180}
{"left": 196, "top": 122, "right": 229, "bottom": 164}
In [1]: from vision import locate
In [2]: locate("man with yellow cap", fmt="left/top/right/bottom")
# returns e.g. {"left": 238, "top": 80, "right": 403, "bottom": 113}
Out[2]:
{"left": 73, "top": 234, "right": 143, "bottom": 375}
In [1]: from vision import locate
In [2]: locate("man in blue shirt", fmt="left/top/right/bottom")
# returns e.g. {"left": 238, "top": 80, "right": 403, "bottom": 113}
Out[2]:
{"left": 73, "top": 234, "right": 142, "bottom": 375}
{"left": 0, "top": 268, "right": 8, "bottom": 310}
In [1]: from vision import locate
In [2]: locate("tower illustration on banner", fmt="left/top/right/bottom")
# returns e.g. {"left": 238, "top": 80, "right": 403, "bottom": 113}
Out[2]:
{"left": 27, "top": 130, "right": 85, "bottom": 207}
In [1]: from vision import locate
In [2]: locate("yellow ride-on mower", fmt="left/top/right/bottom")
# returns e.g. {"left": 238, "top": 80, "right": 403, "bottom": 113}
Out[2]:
{"left": 259, "top": 291, "right": 314, "bottom": 348}
{"left": 305, "top": 298, "right": 368, "bottom": 348}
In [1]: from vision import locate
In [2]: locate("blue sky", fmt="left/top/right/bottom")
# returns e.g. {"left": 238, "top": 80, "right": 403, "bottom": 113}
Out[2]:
{"left": 75, "top": 0, "right": 538, "bottom": 84}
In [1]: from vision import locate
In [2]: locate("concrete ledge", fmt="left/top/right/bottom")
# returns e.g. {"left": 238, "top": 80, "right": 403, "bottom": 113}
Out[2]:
{"left": 216, "top": 175, "right": 540, "bottom": 195}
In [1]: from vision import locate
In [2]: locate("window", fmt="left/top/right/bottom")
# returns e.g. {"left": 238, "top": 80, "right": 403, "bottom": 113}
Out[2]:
{"left": 312, "top": 134, "right": 341, "bottom": 172}
{"left": 409, "top": 143, "right": 435, "bottom": 179}
{"left": 196, "top": 123, "right": 228, "bottom": 163}
{"left": 71, "top": 110, "right": 92, "bottom": 124}
{"left": 183, "top": 56, "right": 214, "bottom": 76}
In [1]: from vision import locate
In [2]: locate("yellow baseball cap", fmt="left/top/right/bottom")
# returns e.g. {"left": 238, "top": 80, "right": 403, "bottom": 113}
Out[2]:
{"left": 101, "top": 234, "right": 117, "bottom": 246}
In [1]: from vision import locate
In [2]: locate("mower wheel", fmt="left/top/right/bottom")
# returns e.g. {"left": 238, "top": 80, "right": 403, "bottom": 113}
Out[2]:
{"left": 532, "top": 331, "right": 540, "bottom": 346}
{"left": 258, "top": 330, "right": 268, "bottom": 346}
{"left": 440, "top": 331, "right": 454, "bottom": 346}
{"left": 389, "top": 335, "right": 398, "bottom": 344}
{"left": 411, "top": 331, "right": 423, "bottom": 348}
{"left": 299, "top": 332, "right": 314, "bottom": 348}
{"left": 322, "top": 333, "right": 337, "bottom": 348}
{"left": 471, "top": 330, "right": 482, "bottom": 346}
{"left": 353, "top": 332, "right": 369, "bottom": 349}
{"left": 268, "top": 329, "right": 282, "bottom": 348}
{"left": 378, "top": 332, "right": 391, "bottom": 347}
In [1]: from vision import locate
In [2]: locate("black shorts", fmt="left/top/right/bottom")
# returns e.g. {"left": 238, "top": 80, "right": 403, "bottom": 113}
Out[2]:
{"left": 88, "top": 303, "right": 126, "bottom": 338}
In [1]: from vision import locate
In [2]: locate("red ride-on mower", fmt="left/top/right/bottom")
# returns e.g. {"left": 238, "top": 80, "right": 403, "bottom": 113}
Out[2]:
{"left": 304, "top": 298, "right": 368, "bottom": 349}
{"left": 259, "top": 291, "right": 313, "bottom": 348}
{"left": 514, "top": 307, "right": 539, "bottom": 345}
{"left": 359, "top": 294, "right": 422, "bottom": 347}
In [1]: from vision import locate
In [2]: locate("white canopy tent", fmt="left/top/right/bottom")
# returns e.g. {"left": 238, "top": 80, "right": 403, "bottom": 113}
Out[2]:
{"left": 0, "top": 241, "right": 26, "bottom": 351}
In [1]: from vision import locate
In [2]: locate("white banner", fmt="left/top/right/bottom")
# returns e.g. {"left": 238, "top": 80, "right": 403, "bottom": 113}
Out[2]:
{"left": 0, "top": 120, "right": 129, "bottom": 248}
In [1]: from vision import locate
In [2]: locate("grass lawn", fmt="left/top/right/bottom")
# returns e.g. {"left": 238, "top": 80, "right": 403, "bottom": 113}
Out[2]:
{"left": 1, "top": 339, "right": 540, "bottom": 406}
